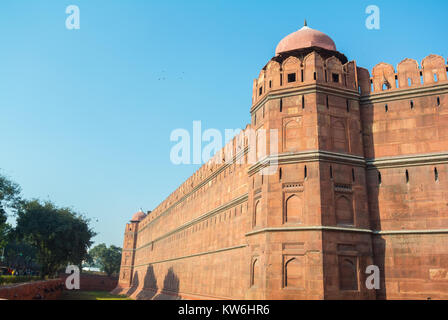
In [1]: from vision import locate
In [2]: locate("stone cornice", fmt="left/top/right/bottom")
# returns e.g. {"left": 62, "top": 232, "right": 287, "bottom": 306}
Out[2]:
{"left": 251, "top": 83, "right": 360, "bottom": 114}
{"left": 133, "top": 244, "right": 248, "bottom": 267}
{"left": 138, "top": 147, "right": 249, "bottom": 232}
{"left": 245, "top": 226, "right": 373, "bottom": 236}
{"left": 248, "top": 150, "right": 366, "bottom": 176}
{"left": 366, "top": 152, "right": 448, "bottom": 169}
{"left": 245, "top": 226, "right": 448, "bottom": 237}
{"left": 360, "top": 82, "right": 448, "bottom": 105}
{"left": 134, "top": 194, "right": 248, "bottom": 251}
{"left": 375, "top": 229, "right": 448, "bottom": 235}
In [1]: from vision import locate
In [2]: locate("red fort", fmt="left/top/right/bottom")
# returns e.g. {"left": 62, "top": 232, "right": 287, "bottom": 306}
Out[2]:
{"left": 113, "top": 23, "right": 448, "bottom": 300}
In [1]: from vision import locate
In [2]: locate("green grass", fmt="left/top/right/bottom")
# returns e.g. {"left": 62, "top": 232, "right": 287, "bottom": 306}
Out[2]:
{"left": 59, "top": 290, "right": 132, "bottom": 300}
{"left": 0, "top": 275, "right": 41, "bottom": 286}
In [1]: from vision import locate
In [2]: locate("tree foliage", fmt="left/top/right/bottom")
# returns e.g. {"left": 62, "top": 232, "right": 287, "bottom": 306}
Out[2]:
{"left": 0, "top": 173, "right": 21, "bottom": 251}
{"left": 15, "top": 200, "right": 96, "bottom": 277}
{"left": 88, "top": 243, "right": 122, "bottom": 276}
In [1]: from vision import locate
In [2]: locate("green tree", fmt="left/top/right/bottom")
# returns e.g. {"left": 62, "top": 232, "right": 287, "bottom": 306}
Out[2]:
{"left": 4, "top": 239, "right": 39, "bottom": 270}
{"left": 0, "top": 173, "right": 21, "bottom": 254}
{"left": 88, "top": 243, "right": 122, "bottom": 276}
{"left": 15, "top": 200, "right": 96, "bottom": 277}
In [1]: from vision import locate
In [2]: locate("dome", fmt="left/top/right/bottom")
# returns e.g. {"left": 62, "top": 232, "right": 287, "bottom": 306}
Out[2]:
{"left": 275, "top": 22, "right": 337, "bottom": 55}
{"left": 131, "top": 210, "right": 146, "bottom": 222}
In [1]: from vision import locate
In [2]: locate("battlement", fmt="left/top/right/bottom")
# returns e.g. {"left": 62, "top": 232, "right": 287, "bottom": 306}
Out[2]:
{"left": 358, "top": 54, "right": 448, "bottom": 95}
{"left": 252, "top": 52, "right": 358, "bottom": 106}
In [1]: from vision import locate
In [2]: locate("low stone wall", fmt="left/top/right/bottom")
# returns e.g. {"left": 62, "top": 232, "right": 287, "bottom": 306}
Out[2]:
{"left": 59, "top": 273, "right": 118, "bottom": 291}
{"left": 0, "top": 279, "right": 64, "bottom": 300}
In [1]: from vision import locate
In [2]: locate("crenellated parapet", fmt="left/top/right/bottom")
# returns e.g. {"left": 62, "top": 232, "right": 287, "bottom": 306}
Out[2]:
{"left": 358, "top": 54, "right": 448, "bottom": 95}
{"left": 252, "top": 51, "right": 358, "bottom": 106}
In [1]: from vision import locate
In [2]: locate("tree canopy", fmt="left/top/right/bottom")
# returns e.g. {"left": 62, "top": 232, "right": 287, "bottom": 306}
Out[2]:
{"left": 0, "top": 173, "right": 21, "bottom": 251}
{"left": 15, "top": 200, "right": 96, "bottom": 277}
{"left": 88, "top": 243, "right": 122, "bottom": 277}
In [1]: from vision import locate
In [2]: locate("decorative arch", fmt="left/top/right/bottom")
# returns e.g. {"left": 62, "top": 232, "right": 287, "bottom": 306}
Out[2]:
{"left": 303, "top": 52, "right": 325, "bottom": 82}
{"left": 339, "top": 257, "right": 358, "bottom": 290}
{"left": 331, "top": 118, "right": 347, "bottom": 152}
{"left": 284, "top": 257, "right": 305, "bottom": 289}
{"left": 254, "top": 200, "right": 261, "bottom": 227}
{"left": 251, "top": 258, "right": 260, "bottom": 287}
{"left": 335, "top": 195, "right": 353, "bottom": 225}
{"left": 285, "top": 194, "right": 303, "bottom": 223}
{"left": 325, "top": 56, "right": 343, "bottom": 84}
{"left": 283, "top": 118, "right": 301, "bottom": 151}
{"left": 265, "top": 60, "right": 281, "bottom": 89}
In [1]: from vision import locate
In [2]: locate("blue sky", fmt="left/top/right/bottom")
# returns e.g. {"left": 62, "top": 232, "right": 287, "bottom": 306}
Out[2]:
{"left": 0, "top": 0, "right": 447, "bottom": 247}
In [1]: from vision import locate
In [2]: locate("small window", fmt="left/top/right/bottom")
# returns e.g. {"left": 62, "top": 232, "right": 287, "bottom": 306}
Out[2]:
{"left": 410, "top": 100, "right": 414, "bottom": 109}
{"left": 269, "top": 80, "right": 272, "bottom": 88}
{"left": 280, "top": 74, "right": 283, "bottom": 86}
{"left": 434, "top": 74, "right": 438, "bottom": 82}
{"left": 352, "top": 168, "right": 355, "bottom": 182}
{"left": 378, "top": 171, "right": 382, "bottom": 185}
{"left": 437, "top": 97, "right": 440, "bottom": 106}
{"left": 346, "top": 99, "right": 350, "bottom": 112}
{"left": 434, "top": 167, "right": 439, "bottom": 182}
{"left": 330, "top": 165, "right": 333, "bottom": 179}
{"left": 408, "top": 78, "right": 412, "bottom": 87}
{"left": 304, "top": 165, "right": 307, "bottom": 179}
{"left": 287, "top": 73, "right": 296, "bottom": 83}
{"left": 279, "top": 168, "right": 282, "bottom": 181}
{"left": 405, "top": 170, "right": 409, "bottom": 183}
{"left": 301, "top": 70, "right": 304, "bottom": 82}
{"left": 385, "top": 104, "right": 388, "bottom": 112}
{"left": 302, "top": 95, "right": 305, "bottom": 109}
{"left": 332, "top": 73, "right": 339, "bottom": 83}
{"left": 280, "top": 98, "right": 283, "bottom": 112}
{"left": 259, "top": 86, "right": 263, "bottom": 96}
{"left": 313, "top": 72, "right": 317, "bottom": 80}
{"left": 326, "top": 95, "right": 329, "bottom": 109}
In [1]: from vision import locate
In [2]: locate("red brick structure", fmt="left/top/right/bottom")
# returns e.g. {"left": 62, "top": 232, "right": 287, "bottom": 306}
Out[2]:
{"left": 114, "top": 24, "right": 448, "bottom": 300}
{"left": 0, "top": 279, "right": 64, "bottom": 300}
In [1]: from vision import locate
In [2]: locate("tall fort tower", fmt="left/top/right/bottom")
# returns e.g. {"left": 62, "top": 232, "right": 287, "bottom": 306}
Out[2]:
{"left": 115, "top": 23, "right": 448, "bottom": 300}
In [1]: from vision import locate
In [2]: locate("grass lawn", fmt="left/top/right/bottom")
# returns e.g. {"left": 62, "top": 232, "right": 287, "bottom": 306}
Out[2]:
{"left": 60, "top": 290, "right": 132, "bottom": 300}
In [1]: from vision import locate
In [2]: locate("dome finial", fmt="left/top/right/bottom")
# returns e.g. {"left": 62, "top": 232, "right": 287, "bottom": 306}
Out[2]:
{"left": 304, "top": 19, "right": 307, "bottom": 27}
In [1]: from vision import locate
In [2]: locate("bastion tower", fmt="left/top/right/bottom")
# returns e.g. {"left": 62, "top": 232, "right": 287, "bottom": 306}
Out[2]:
{"left": 115, "top": 23, "right": 448, "bottom": 300}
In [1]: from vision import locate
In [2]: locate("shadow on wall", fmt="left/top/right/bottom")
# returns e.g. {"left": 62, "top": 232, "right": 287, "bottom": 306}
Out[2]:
{"left": 361, "top": 106, "right": 386, "bottom": 299}
{"left": 126, "top": 271, "right": 139, "bottom": 296}
{"left": 153, "top": 267, "right": 180, "bottom": 300}
{"left": 136, "top": 265, "right": 158, "bottom": 300}
{"left": 126, "top": 266, "right": 180, "bottom": 300}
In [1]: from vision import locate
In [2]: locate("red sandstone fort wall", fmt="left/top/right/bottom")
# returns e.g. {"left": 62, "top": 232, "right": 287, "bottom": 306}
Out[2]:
{"left": 361, "top": 55, "right": 448, "bottom": 299}
{"left": 116, "top": 50, "right": 448, "bottom": 300}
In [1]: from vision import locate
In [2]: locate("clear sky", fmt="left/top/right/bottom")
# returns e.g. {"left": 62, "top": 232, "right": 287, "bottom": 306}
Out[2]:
{"left": 0, "top": 0, "right": 447, "bottom": 247}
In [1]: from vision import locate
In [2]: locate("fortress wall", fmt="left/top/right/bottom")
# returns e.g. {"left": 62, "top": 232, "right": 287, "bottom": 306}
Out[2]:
{"left": 322, "top": 232, "right": 375, "bottom": 300}
{"left": 373, "top": 234, "right": 448, "bottom": 299}
{"left": 361, "top": 93, "right": 448, "bottom": 159}
{"left": 119, "top": 129, "right": 253, "bottom": 298}
{"left": 117, "top": 48, "right": 448, "bottom": 299}
{"left": 129, "top": 245, "right": 250, "bottom": 300}
{"left": 361, "top": 56, "right": 448, "bottom": 299}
